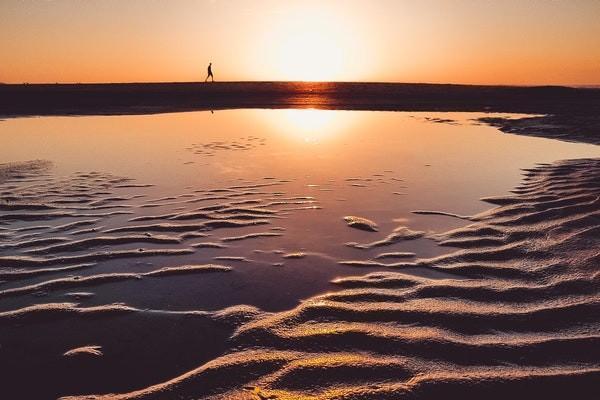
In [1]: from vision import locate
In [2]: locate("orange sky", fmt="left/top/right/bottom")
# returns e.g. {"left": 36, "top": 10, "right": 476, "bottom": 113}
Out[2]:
{"left": 1, "top": 0, "right": 599, "bottom": 85}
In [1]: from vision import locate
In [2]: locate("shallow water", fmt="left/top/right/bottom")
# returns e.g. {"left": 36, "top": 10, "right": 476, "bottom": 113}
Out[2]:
{"left": 1, "top": 110, "right": 598, "bottom": 314}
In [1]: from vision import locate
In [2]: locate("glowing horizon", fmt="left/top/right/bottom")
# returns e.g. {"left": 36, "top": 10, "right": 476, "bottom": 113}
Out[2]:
{"left": 2, "top": 0, "right": 600, "bottom": 85}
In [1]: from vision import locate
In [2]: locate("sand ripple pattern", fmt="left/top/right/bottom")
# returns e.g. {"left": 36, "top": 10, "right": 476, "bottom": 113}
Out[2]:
{"left": 59, "top": 158, "right": 600, "bottom": 400}
{"left": 0, "top": 163, "right": 318, "bottom": 301}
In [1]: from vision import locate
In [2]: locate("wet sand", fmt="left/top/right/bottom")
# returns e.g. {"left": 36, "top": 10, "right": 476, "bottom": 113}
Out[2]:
{"left": 0, "top": 110, "right": 598, "bottom": 398}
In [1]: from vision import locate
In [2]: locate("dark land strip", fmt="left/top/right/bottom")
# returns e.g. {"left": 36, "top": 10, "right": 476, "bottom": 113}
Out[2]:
{"left": 1, "top": 81, "right": 600, "bottom": 144}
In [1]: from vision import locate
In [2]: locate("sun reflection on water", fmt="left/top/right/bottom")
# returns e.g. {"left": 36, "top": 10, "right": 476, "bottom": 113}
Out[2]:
{"left": 271, "top": 109, "right": 352, "bottom": 143}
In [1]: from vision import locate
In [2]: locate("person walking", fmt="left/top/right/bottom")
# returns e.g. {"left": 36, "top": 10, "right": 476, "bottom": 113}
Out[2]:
{"left": 205, "top": 62, "right": 214, "bottom": 82}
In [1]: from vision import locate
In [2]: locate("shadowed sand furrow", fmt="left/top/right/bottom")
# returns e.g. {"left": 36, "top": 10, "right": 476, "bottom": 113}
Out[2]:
{"left": 0, "top": 236, "right": 70, "bottom": 250}
{"left": 325, "top": 275, "right": 600, "bottom": 304}
{"left": 331, "top": 272, "right": 424, "bottom": 288}
{"left": 221, "top": 231, "right": 283, "bottom": 242}
{"left": 0, "top": 202, "right": 58, "bottom": 211}
{"left": 1, "top": 209, "right": 133, "bottom": 221}
{"left": 0, "top": 264, "right": 231, "bottom": 298}
{"left": 51, "top": 219, "right": 101, "bottom": 232}
{"left": 374, "top": 252, "right": 416, "bottom": 259}
{"left": 231, "top": 322, "right": 600, "bottom": 367}
{"left": 0, "top": 272, "right": 145, "bottom": 298}
{"left": 0, "top": 301, "right": 257, "bottom": 322}
{"left": 103, "top": 219, "right": 270, "bottom": 234}
{"left": 233, "top": 297, "right": 600, "bottom": 335}
{"left": 0, "top": 262, "right": 95, "bottom": 280}
{"left": 411, "top": 209, "right": 472, "bottom": 220}
{"left": 23, "top": 234, "right": 182, "bottom": 255}
{"left": 0, "top": 248, "right": 194, "bottom": 268}
{"left": 345, "top": 226, "right": 425, "bottom": 249}
{"left": 0, "top": 302, "right": 138, "bottom": 321}
{"left": 144, "top": 264, "right": 232, "bottom": 277}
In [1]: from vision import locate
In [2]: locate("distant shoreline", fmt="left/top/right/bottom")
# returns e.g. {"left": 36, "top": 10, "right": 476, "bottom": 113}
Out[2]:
{"left": 2, "top": 81, "right": 600, "bottom": 116}
{"left": 2, "top": 81, "right": 600, "bottom": 145}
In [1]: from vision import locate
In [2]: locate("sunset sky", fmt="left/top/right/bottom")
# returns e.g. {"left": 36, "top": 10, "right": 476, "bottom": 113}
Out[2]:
{"left": 2, "top": 0, "right": 599, "bottom": 85}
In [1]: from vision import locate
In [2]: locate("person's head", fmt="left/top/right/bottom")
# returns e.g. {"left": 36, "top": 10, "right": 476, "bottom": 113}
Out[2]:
{"left": 209, "top": 62, "right": 212, "bottom": 66}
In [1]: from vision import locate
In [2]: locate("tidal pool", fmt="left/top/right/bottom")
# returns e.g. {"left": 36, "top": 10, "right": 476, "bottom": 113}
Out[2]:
{"left": 1, "top": 110, "right": 598, "bottom": 313}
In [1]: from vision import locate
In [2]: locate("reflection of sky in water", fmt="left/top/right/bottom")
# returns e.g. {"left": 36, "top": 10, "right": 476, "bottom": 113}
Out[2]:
{"left": 1, "top": 109, "right": 598, "bottom": 219}
{"left": 1, "top": 110, "right": 599, "bottom": 311}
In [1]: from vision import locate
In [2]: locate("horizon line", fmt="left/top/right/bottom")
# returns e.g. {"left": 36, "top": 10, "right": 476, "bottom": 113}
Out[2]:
{"left": 3, "top": 80, "right": 600, "bottom": 89}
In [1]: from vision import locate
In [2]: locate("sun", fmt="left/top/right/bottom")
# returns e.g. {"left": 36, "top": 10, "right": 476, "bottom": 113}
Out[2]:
{"left": 273, "top": 29, "right": 344, "bottom": 81}
{"left": 266, "top": 8, "right": 354, "bottom": 81}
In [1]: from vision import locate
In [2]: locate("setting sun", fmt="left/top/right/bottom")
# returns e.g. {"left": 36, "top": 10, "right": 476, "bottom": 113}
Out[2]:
{"left": 267, "top": 9, "right": 352, "bottom": 81}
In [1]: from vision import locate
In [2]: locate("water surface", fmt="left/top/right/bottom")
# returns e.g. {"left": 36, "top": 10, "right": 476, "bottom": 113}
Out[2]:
{"left": 1, "top": 110, "right": 598, "bottom": 313}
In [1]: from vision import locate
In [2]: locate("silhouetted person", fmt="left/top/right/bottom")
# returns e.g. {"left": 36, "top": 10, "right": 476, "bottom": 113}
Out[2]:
{"left": 205, "top": 62, "right": 214, "bottom": 82}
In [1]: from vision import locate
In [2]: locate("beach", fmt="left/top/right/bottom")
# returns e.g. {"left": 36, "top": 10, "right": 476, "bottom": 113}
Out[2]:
{"left": 3, "top": 0, "right": 600, "bottom": 397}
{"left": 0, "top": 98, "right": 599, "bottom": 399}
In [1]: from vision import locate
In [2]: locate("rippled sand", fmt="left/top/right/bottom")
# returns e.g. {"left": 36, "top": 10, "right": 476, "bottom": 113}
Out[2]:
{"left": 0, "top": 156, "right": 598, "bottom": 399}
